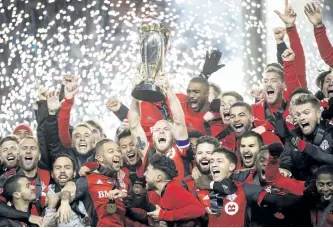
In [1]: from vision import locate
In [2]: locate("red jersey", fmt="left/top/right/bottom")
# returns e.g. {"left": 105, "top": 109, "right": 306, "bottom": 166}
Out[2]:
{"left": 209, "top": 119, "right": 227, "bottom": 137}
{"left": 141, "top": 143, "right": 189, "bottom": 182}
{"left": 321, "top": 99, "right": 329, "bottom": 109}
{"left": 266, "top": 155, "right": 305, "bottom": 196}
{"left": 208, "top": 182, "right": 248, "bottom": 227}
{"left": 158, "top": 180, "right": 205, "bottom": 224}
{"left": 285, "top": 26, "right": 307, "bottom": 91}
{"left": 85, "top": 173, "right": 126, "bottom": 227}
{"left": 315, "top": 25, "right": 333, "bottom": 68}
{"left": 137, "top": 101, "right": 168, "bottom": 143}
{"left": 136, "top": 94, "right": 207, "bottom": 143}
{"left": 252, "top": 55, "right": 301, "bottom": 132}
{"left": 252, "top": 100, "right": 291, "bottom": 132}
{"left": 219, "top": 130, "right": 281, "bottom": 152}
{"left": 177, "top": 94, "right": 207, "bottom": 134}
{"left": 28, "top": 168, "right": 50, "bottom": 215}
{"left": 182, "top": 175, "right": 197, "bottom": 194}
{"left": 0, "top": 168, "right": 50, "bottom": 216}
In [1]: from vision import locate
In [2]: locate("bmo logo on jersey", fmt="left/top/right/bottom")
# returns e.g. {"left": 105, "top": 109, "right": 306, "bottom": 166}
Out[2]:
{"left": 98, "top": 190, "right": 109, "bottom": 198}
{"left": 224, "top": 202, "right": 239, "bottom": 215}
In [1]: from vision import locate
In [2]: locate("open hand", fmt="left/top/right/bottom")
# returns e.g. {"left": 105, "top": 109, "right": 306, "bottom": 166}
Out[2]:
{"left": 274, "top": 0, "right": 297, "bottom": 28}
{"left": 47, "top": 91, "right": 61, "bottom": 115}
{"left": 62, "top": 75, "right": 75, "bottom": 86}
{"left": 201, "top": 49, "right": 225, "bottom": 79}
{"left": 64, "top": 81, "right": 80, "bottom": 99}
{"left": 304, "top": 2, "right": 323, "bottom": 27}
{"left": 56, "top": 201, "right": 72, "bottom": 224}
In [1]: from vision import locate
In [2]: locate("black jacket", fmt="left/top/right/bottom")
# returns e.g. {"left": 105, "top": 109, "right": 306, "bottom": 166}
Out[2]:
{"left": 44, "top": 114, "right": 95, "bottom": 175}
{"left": 35, "top": 100, "right": 51, "bottom": 171}
{"left": 280, "top": 120, "right": 333, "bottom": 181}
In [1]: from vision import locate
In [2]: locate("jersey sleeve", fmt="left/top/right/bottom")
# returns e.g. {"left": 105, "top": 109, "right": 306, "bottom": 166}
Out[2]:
{"left": 175, "top": 139, "right": 190, "bottom": 157}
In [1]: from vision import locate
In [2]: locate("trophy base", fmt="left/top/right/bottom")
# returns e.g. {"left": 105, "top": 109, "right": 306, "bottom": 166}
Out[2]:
{"left": 132, "top": 81, "right": 166, "bottom": 103}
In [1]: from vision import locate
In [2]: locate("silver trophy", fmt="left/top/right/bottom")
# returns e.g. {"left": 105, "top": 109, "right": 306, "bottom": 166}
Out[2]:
{"left": 131, "top": 17, "right": 171, "bottom": 103}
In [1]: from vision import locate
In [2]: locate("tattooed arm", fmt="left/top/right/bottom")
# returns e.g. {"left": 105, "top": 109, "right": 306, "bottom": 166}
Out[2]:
{"left": 129, "top": 98, "right": 149, "bottom": 159}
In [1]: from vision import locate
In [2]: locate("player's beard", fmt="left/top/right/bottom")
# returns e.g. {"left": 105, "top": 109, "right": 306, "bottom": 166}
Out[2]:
{"left": 195, "top": 160, "right": 210, "bottom": 175}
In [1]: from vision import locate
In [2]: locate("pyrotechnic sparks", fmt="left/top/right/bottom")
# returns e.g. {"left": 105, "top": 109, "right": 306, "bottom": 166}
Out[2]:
{"left": 0, "top": 0, "right": 332, "bottom": 137}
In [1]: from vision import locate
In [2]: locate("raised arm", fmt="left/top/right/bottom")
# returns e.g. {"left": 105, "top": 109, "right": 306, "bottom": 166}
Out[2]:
{"left": 106, "top": 97, "right": 129, "bottom": 122}
{"left": 275, "top": 0, "right": 307, "bottom": 88}
{"left": 157, "top": 74, "right": 188, "bottom": 141}
{"left": 266, "top": 143, "right": 305, "bottom": 196}
{"left": 36, "top": 99, "right": 51, "bottom": 170}
{"left": 58, "top": 81, "right": 80, "bottom": 147}
{"left": 296, "top": 138, "right": 333, "bottom": 165}
{"left": 305, "top": 2, "right": 333, "bottom": 67}
{"left": 282, "top": 48, "right": 302, "bottom": 93}
{"left": 279, "top": 141, "right": 293, "bottom": 176}
{"left": 286, "top": 25, "right": 307, "bottom": 88}
{"left": 274, "top": 27, "right": 288, "bottom": 65}
{"left": 129, "top": 98, "right": 149, "bottom": 159}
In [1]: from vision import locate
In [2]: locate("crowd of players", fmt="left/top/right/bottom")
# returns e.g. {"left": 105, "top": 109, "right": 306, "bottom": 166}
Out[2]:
{"left": 1, "top": 1, "right": 333, "bottom": 227}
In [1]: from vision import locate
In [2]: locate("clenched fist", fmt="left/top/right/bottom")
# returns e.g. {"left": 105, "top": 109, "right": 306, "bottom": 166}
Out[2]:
{"left": 106, "top": 97, "right": 121, "bottom": 112}
{"left": 281, "top": 48, "right": 295, "bottom": 62}
{"left": 273, "top": 27, "right": 286, "bottom": 44}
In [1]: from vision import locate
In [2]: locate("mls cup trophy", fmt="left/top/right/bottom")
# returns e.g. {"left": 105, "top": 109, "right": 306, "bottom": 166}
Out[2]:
{"left": 131, "top": 17, "right": 171, "bottom": 103}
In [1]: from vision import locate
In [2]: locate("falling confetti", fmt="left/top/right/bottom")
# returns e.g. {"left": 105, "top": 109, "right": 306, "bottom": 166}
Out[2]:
{"left": 0, "top": 0, "right": 332, "bottom": 138}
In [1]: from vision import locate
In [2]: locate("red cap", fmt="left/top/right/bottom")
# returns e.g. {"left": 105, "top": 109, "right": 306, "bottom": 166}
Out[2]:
{"left": 12, "top": 123, "right": 33, "bottom": 136}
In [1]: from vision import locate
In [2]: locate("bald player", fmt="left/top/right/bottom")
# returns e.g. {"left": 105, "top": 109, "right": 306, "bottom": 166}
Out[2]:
{"left": 129, "top": 74, "right": 190, "bottom": 181}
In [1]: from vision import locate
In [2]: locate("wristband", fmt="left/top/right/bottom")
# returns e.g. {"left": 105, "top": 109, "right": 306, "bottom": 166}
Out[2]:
{"left": 176, "top": 138, "right": 190, "bottom": 149}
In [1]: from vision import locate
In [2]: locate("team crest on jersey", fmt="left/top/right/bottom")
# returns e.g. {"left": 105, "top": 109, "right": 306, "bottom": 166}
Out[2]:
{"left": 97, "top": 179, "right": 103, "bottom": 184}
{"left": 224, "top": 202, "right": 239, "bottom": 215}
{"left": 226, "top": 193, "right": 237, "bottom": 202}
{"left": 320, "top": 140, "right": 330, "bottom": 150}
{"left": 147, "top": 116, "right": 153, "bottom": 122}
